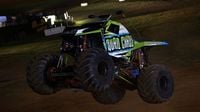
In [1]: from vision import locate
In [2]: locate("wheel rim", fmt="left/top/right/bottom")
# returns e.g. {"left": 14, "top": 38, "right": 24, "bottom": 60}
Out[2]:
{"left": 46, "top": 67, "right": 57, "bottom": 82}
{"left": 97, "top": 61, "right": 108, "bottom": 76}
{"left": 159, "top": 75, "right": 169, "bottom": 91}
{"left": 158, "top": 71, "right": 173, "bottom": 98}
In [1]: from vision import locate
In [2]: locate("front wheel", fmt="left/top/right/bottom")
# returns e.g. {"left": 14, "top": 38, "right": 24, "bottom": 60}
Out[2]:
{"left": 137, "top": 64, "right": 174, "bottom": 104}
{"left": 76, "top": 48, "right": 115, "bottom": 92}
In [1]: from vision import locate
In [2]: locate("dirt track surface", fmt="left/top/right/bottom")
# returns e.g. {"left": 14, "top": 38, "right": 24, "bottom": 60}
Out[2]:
{"left": 0, "top": 3, "right": 200, "bottom": 112}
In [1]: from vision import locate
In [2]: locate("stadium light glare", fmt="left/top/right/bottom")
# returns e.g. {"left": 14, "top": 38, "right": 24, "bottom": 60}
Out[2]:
{"left": 81, "top": 2, "right": 88, "bottom": 7}
{"left": 43, "top": 15, "right": 56, "bottom": 25}
{"left": 0, "top": 16, "right": 7, "bottom": 22}
{"left": 119, "top": 0, "right": 125, "bottom": 2}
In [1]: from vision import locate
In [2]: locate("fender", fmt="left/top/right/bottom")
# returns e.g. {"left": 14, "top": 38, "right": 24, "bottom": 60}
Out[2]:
{"left": 132, "top": 41, "right": 168, "bottom": 50}
{"left": 76, "top": 29, "right": 101, "bottom": 36}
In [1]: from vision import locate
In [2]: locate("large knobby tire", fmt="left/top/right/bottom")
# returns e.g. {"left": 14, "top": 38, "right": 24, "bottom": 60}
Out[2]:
{"left": 92, "top": 82, "right": 126, "bottom": 104}
{"left": 76, "top": 48, "right": 115, "bottom": 92}
{"left": 137, "top": 64, "right": 174, "bottom": 104}
{"left": 26, "top": 54, "right": 59, "bottom": 95}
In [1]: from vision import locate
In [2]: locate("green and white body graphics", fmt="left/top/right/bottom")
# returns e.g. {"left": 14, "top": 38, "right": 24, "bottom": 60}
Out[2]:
{"left": 103, "top": 20, "right": 168, "bottom": 58}
{"left": 104, "top": 21, "right": 134, "bottom": 58}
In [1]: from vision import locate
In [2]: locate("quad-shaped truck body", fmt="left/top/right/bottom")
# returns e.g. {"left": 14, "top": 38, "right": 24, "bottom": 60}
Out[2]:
{"left": 26, "top": 15, "right": 174, "bottom": 104}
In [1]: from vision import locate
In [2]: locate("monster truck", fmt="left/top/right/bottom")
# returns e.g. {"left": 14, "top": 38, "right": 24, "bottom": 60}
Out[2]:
{"left": 27, "top": 15, "right": 174, "bottom": 104}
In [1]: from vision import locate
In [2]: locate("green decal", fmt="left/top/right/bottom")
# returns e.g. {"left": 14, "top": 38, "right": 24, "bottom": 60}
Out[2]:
{"left": 106, "top": 35, "right": 134, "bottom": 52}
{"left": 121, "top": 35, "right": 133, "bottom": 49}
{"left": 113, "top": 37, "right": 121, "bottom": 50}
{"left": 106, "top": 37, "right": 121, "bottom": 51}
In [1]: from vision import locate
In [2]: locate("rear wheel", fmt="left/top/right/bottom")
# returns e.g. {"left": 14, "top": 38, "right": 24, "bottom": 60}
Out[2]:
{"left": 76, "top": 48, "right": 115, "bottom": 92}
{"left": 26, "top": 54, "right": 59, "bottom": 95}
{"left": 92, "top": 82, "right": 125, "bottom": 104}
{"left": 137, "top": 64, "right": 174, "bottom": 104}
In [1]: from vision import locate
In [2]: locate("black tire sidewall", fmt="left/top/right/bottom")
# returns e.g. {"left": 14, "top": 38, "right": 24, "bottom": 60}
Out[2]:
{"left": 137, "top": 64, "right": 174, "bottom": 103}
{"left": 92, "top": 82, "right": 125, "bottom": 104}
{"left": 77, "top": 48, "right": 115, "bottom": 91}
{"left": 90, "top": 52, "right": 114, "bottom": 86}
{"left": 26, "top": 54, "right": 58, "bottom": 95}
{"left": 156, "top": 70, "right": 174, "bottom": 99}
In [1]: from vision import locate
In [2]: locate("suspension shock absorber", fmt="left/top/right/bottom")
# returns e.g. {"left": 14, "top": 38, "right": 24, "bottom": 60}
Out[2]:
{"left": 130, "top": 49, "right": 146, "bottom": 78}
{"left": 138, "top": 50, "right": 145, "bottom": 69}
{"left": 83, "top": 35, "right": 87, "bottom": 50}
{"left": 132, "top": 49, "right": 145, "bottom": 69}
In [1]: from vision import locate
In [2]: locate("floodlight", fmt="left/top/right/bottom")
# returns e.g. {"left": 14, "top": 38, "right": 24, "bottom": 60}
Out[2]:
{"left": 81, "top": 2, "right": 88, "bottom": 7}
